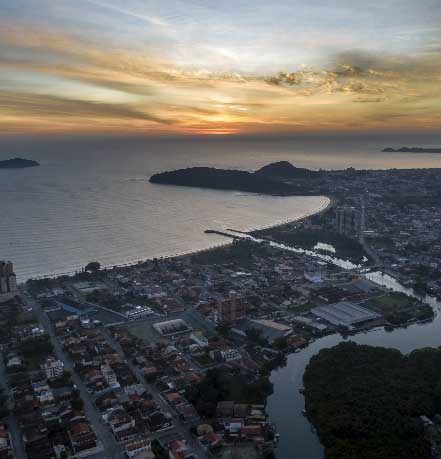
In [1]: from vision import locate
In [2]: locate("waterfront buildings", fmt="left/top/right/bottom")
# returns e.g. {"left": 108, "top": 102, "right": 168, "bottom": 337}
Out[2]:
{"left": 311, "top": 302, "right": 381, "bottom": 328}
{"left": 0, "top": 261, "right": 17, "bottom": 303}
{"left": 248, "top": 319, "right": 293, "bottom": 342}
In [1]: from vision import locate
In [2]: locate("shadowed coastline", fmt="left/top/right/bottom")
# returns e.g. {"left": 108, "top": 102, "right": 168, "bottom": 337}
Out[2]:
{"left": 149, "top": 161, "right": 322, "bottom": 196}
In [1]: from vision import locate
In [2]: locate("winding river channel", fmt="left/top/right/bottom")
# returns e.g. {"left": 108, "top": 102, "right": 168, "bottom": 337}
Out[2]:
{"left": 259, "top": 240, "right": 441, "bottom": 459}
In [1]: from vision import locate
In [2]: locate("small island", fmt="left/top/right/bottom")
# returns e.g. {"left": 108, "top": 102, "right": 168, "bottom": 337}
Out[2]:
{"left": 0, "top": 158, "right": 40, "bottom": 169}
{"left": 303, "top": 342, "right": 440, "bottom": 459}
{"left": 383, "top": 147, "right": 441, "bottom": 153}
{"left": 149, "top": 162, "right": 320, "bottom": 195}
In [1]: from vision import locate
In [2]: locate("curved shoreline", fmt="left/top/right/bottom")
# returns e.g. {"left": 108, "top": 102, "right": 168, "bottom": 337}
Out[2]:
{"left": 23, "top": 195, "right": 331, "bottom": 283}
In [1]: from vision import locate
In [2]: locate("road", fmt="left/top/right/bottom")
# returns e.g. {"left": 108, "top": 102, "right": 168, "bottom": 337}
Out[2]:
{"left": 0, "top": 355, "right": 27, "bottom": 458}
{"left": 28, "top": 298, "right": 121, "bottom": 459}
{"left": 102, "top": 330, "right": 211, "bottom": 459}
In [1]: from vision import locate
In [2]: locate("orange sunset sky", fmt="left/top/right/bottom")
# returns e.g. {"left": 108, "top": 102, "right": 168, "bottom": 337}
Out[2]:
{"left": 1, "top": 0, "right": 441, "bottom": 136}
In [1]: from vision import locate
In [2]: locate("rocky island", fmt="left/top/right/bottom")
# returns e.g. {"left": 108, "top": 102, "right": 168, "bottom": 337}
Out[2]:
{"left": 383, "top": 147, "right": 441, "bottom": 153}
{"left": 0, "top": 157, "right": 40, "bottom": 168}
{"left": 149, "top": 161, "right": 320, "bottom": 195}
{"left": 255, "top": 160, "right": 322, "bottom": 179}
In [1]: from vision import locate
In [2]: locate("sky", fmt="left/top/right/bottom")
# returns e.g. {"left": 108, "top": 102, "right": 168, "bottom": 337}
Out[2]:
{"left": 1, "top": 0, "right": 441, "bottom": 136}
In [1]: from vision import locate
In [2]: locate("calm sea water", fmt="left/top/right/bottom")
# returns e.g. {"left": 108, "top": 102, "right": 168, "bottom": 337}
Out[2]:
{"left": 1, "top": 134, "right": 441, "bottom": 283}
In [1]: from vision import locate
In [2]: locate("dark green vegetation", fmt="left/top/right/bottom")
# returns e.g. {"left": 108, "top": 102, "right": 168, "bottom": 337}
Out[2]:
{"left": 84, "top": 261, "right": 101, "bottom": 273}
{"left": 0, "top": 298, "right": 37, "bottom": 349}
{"left": 0, "top": 389, "right": 9, "bottom": 419}
{"left": 190, "top": 239, "right": 273, "bottom": 267}
{"left": 19, "top": 336, "right": 54, "bottom": 370}
{"left": 383, "top": 147, "right": 441, "bottom": 153}
{"left": 253, "top": 227, "right": 367, "bottom": 263}
{"left": 151, "top": 438, "right": 167, "bottom": 459}
{"left": 186, "top": 368, "right": 273, "bottom": 418}
{"left": 303, "top": 342, "right": 441, "bottom": 459}
{"left": 0, "top": 157, "right": 39, "bottom": 168}
{"left": 366, "top": 292, "right": 433, "bottom": 325}
{"left": 150, "top": 163, "right": 316, "bottom": 195}
{"left": 255, "top": 161, "right": 321, "bottom": 179}
{"left": 245, "top": 327, "right": 269, "bottom": 346}
{"left": 85, "top": 289, "right": 124, "bottom": 310}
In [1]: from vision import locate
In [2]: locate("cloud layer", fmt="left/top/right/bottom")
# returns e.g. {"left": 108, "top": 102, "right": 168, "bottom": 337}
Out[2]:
{"left": 1, "top": 1, "right": 441, "bottom": 135}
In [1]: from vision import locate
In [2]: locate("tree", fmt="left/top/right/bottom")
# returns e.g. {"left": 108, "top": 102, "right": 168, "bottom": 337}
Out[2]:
{"left": 273, "top": 336, "right": 288, "bottom": 350}
{"left": 151, "top": 439, "right": 167, "bottom": 459}
{"left": 71, "top": 396, "right": 84, "bottom": 411}
{"left": 71, "top": 389, "right": 84, "bottom": 411}
{"left": 303, "top": 342, "right": 432, "bottom": 459}
{"left": 0, "top": 390, "right": 9, "bottom": 419}
{"left": 84, "top": 261, "right": 101, "bottom": 273}
{"left": 246, "top": 327, "right": 268, "bottom": 346}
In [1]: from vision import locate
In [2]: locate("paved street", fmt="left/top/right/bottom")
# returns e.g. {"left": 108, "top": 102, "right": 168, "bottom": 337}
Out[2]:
{"left": 18, "top": 292, "right": 213, "bottom": 459}
{"left": 29, "top": 299, "right": 122, "bottom": 459}
{"left": 0, "top": 355, "right": 27, "bottom": 458}
{"left": 103, "top": 329, "right": 211, "bottom": 459}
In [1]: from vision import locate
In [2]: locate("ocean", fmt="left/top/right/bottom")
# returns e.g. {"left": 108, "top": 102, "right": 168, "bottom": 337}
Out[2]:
{"left": 2, "top": 134, "right": 441, "bottom": 282}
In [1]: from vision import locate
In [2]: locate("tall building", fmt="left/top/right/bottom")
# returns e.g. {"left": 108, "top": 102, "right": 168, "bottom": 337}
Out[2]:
{"left": 217, "top": 291, "right": 246, "bottom": 324}
{"left": 335, "top": 207, "right": 361, "bottom": 238}
{"left": 0, "top": 261, "right": 18, "bottom": 303}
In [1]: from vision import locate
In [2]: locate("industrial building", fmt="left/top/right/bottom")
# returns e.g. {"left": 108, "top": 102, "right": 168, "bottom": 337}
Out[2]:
{"left": 311, "top": 302, "right": 380, "bottom": 328}
{"left": 153, "top": 319, "right": 192, "bottom": 336}
{"left": 232, "top": 318, "right": 292, "bottom": 343}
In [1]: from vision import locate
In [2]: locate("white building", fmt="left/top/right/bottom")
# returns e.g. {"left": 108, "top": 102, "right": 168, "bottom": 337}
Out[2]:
{"left": 101, "top": 364, "right": 120, "bottom": 388}
{"left": 125, "top": 305, "right": 154, "bottom": 320}
{"left": 126, "top": 439, "right": 154, "bottom": 459}
{"left": 210, "top": 348, "right": 242, "bottom": 362}
{"left": 108, "top": 410, "right": 135, "bottom": 434}
{"left": 41, "top": 357, "right": 64, "bottom": 380}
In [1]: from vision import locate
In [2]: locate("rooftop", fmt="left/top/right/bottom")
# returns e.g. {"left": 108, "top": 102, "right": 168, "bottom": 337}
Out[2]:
{"left": 311, "top": 302, "right": 381, "bottom": 327}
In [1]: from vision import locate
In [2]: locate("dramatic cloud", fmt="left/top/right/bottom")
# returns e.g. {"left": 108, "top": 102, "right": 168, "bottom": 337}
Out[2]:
{"left": 0, "top": 0, "right": 441, "bottom": 135}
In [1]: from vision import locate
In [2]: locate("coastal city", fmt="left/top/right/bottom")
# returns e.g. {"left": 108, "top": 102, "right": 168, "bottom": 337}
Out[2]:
{"left": 1, "top": 161, "right": 441, "bottom": 459}
{"left": 2, "top": 0, "right": 441, "bottom": 457}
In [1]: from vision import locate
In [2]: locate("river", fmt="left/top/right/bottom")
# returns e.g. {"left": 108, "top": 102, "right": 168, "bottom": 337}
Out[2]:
{"left": 266, "top": 261, "right": 441, "bottom": 458}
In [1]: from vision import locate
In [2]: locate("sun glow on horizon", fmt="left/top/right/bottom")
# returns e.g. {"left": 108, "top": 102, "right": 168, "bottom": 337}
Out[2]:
{"left": 1, "top": 1, "right": 441, "bottom": 136}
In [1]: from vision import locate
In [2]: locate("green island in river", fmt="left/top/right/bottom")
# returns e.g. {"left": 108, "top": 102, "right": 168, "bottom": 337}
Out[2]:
{"left": 303, "top": 342, "right": 441, "bottom": 459}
